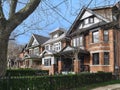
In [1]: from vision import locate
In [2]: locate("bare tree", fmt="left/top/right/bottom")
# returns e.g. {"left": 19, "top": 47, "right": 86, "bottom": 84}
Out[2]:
{"left": 0, "top": 0, "right": 41, "bottom": 77}
{"left": 7, "top": 40, "right": 23, "bottom": 69}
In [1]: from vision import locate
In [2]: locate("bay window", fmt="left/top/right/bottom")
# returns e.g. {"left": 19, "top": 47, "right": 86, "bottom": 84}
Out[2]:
{"left": 104, "top": 52, "right": 109, "bottom": 65}
{"left": 92, "top": 31, "right": 99, "bottom": 43}
{"left": 104, "top": 30, "right": 109, "bottom": 42}
{"left": 44, "top": 58, "right": 51, "bottom": 66}
{"left": 93, "top": 53, "right": 99, "bottom": 65}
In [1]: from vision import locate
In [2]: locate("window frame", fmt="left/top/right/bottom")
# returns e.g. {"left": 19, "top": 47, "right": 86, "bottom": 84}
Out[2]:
{"left": 92, "top": 30, "right": 99, "bottom": 43}
{"left": 103, "top": 30, "right": 109, "bottom": 42}
{"left": 34, "top": 47, "right": 39, "bottom": 55}
{"left": 104, "top": 52, "right": 109, "bottom": 65}
{"left": 72, "top": 36, "right": 83, "bottom": 47}
{"left": 44, "top": 58, "right": 51, "bottom": 66}
{"left": 92, "top": 53, "right": 99, "bottom": 65}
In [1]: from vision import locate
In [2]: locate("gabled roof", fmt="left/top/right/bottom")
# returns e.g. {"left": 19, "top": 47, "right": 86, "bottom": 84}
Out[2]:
{"left": 67, "top": 7, "right": 111, "bottom": 36}
{"left": 33, "top": 34, "right": 49, "bottom": 45}
{"left": 40, "top": 50, "right": 57, "bottom": 57}
{"left": 42, "top": 28, "right": 66, "bottom": 45}
{"left": 27, "top": 34, "right": 49, "bottom": 48}
{"left": 50, "top": 27, "right": 66, "bottom": 35}
{"left": 42, "top": 33, "right": 66, "bottom": 45}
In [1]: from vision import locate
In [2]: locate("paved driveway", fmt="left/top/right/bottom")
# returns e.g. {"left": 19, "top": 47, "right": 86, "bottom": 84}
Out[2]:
{"left": 91, "top": 84, "right": 120, "bottom": 90}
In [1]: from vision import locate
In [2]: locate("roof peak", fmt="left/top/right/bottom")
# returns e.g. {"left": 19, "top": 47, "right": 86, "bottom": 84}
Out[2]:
{"left": 50, "top": 27, "right": 66, "bottom": 34}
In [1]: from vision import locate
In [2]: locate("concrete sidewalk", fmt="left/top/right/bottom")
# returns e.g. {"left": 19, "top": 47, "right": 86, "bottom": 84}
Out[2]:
{"left": 91, "top": 84, "right": 120, "bottom": 90}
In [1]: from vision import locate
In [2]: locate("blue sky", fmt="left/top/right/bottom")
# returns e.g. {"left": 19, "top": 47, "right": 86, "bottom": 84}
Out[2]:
{"left": 10, "top": 0, "right": 119, "bottom": 45}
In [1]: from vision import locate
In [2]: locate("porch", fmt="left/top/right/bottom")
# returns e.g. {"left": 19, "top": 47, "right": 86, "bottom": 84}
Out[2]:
{"left": 58, "top": 46, "right": 90, "bottom": 74}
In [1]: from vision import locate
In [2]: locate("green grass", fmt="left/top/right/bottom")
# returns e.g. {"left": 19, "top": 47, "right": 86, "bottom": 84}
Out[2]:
{"left": 72, "top": 80, "right": 120, "bottom": 90}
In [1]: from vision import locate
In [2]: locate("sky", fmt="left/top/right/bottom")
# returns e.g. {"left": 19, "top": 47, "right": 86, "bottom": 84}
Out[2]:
{"left": 7, "top": 0, "right": 120, "bottom": 45}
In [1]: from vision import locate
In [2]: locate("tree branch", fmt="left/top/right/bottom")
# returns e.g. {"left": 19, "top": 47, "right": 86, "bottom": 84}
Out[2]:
{"left": 0, "top": 0, "right": 5, "bottom": 19}
{"left": 7, "top": 0, "right": 41, "bottom": 32}
{"left": 9, "top": 0, "right": 18, "bottom": 18}
{"left": 0, "top": 0, "right": 6, "bottom": 28}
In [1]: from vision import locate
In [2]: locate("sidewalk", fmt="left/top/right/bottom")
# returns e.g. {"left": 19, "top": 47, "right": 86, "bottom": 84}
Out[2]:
{"left": 91, "top": 84, "right": 120, "bottom": 90}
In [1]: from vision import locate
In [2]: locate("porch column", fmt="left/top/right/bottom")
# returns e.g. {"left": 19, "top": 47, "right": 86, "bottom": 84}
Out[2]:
{"left": 51, "top": 64, "right": 55, "bottom": 75}
{"left": 58, "top": 60, "right": 63, "bottom": 73}
{"left": 74, "top": 60, "right": 80, "bottom": 73}
{"left": 74, "top": 53, "right": 80, "bottom": 73}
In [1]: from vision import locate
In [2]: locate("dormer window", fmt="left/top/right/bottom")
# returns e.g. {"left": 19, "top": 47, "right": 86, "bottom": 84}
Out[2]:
{"left": 89, "top": 17, "right": 94, "bottom": 23}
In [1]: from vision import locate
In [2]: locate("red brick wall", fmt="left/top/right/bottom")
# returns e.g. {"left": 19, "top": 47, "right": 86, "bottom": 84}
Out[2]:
{"left": 86, "top": 29, "right": 114, "bottom": 73}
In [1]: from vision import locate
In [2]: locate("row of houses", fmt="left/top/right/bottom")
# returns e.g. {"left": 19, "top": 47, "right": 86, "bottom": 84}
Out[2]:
{"left": 16, "top": 2, "right": 120, "bottom": 75}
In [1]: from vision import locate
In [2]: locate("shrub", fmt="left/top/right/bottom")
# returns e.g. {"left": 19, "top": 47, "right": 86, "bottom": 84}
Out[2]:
{"left": 5, "top": 69, "right": 49, "bottom": 76}
{"left": 1, "top": 72, "right": 112, "bottom": 90}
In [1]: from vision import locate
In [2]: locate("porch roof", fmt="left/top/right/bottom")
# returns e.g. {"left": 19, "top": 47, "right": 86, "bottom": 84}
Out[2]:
{"left": 60, "top": 45, "right": 89, "bottom": 55}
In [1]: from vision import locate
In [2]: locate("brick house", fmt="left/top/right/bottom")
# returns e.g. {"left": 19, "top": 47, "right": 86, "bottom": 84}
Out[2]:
{"left": 58, "top": 3, "right": 120, "bottom": 75}
{"left": 18, "top": 34, "right": 49, "bottom": 69}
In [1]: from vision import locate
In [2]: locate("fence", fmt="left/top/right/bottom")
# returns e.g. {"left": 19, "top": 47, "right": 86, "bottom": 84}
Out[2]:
{"left": 0, "top": 72, "right": 112, "bottom": 90}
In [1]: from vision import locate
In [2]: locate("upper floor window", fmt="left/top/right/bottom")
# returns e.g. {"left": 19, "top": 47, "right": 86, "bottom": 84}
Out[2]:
{"left": 44, "top": 58, "right": 51, "bottom": 66}
{"left": 83, "top": 17, "right": 94, "bottom": 26}
{"left": 29, "top": 49, "right": 33, "bottom": 55}
{"left": 53, "top": 42, "right": 61, "bottom": 51}
{"left": 72, "top": 36, "right": 83, "bottom": 47}
{"left": 103, "top": 30, "right": 109, "bottom": 42}
{"left": 93, "top": 53, "right": 99, "bottom": 65}
{"left": 45, "top": 45, "right": 50, "bottom": 50}
{"left": 34, "top": 47, "right": 39, "bottom": 55}
{"left": 104, "top": 52, "right": 109, "bottom": 65}
{"left": 92, "top": 31, "right": 99, "bottom": 43}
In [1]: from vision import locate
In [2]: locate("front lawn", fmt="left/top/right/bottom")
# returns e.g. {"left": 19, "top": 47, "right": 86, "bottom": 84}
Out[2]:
{"left": 73, "top": 80, "right": 120, "bottom": 90}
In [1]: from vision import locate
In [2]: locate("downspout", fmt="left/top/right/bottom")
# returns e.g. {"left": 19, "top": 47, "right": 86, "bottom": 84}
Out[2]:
{"left": 113, "top": 29, "right": 116, "bottom": 75}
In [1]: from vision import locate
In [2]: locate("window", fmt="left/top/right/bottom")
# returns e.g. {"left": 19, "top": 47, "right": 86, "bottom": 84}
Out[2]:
{"left": 84, "top": 18, "right": 89, "bottom": 25}
{"left": 34, "top": 47, "right": 39, "bottom": 55}
{"left": 72, "top": 36, "right": 83, "bottom": 47}
{"left": 93, "top": 53, "right": 99, "bottom": 65}
{"left": 83, "top": 17, "right": 94, "bottom": 26}
{"left": 73, "top": 38, "right": 77, "bottom": 47}
{"left": 29, "top": 49, "right": 33, "bottom": 55}
{"left": 89, "top": 17, "right": 94, "bottom": 24}
{"left": 104, "top": 30, "right": 109, "bottom": 42}
{"left": 44, "top": 58, "right": 51, "bottom": 66}
{"left": 92, "top": 31, "right": 99, "bottom": 43}
{"left": 104, "top": 52, "right": 109, "bottom": 65}
{"left": 45, "top": 45, "right": 50, "bottom": 50}
{"left": 79, "top": 36, "right": 83, "bottom": 46}
{"left": 53, "top": 42, "right": 61, "bottom": 51}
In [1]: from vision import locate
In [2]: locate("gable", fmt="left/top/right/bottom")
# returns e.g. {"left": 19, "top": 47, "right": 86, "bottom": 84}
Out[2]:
{"left": 81, "top": 11, "right": 93, "bottom": 20}
{"left": 79, "top": 16, "right": 102, "bottom": 29}
{"left": 32, "top": 38, "right": 39, "bottom": 46}
{"left": 27, "top": 35, "right": 39, "bottom": 48}
{"left": 67, "top": 8, "right": 110, "bottom": 35}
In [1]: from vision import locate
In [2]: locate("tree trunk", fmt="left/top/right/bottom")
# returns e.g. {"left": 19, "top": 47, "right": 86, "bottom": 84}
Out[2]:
{"left": 0, "top": 31, "right": 10, "bottom": 77}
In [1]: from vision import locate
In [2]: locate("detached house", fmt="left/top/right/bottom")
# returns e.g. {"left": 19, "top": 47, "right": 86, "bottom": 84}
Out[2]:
{"left": 62, "top": 3, "right": 120, "bottom": 74}
{"left": 19, "top": 34, "right": 49, "bottom": 69}
{"left": 40, "top": 28, "right": 67, "bottom": 75}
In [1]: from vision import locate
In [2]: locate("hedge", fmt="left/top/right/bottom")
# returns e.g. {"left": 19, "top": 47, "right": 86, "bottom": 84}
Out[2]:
{"left": 0, "top": 72, "right": 112, "bottom": 90}
{"left": 5, "top": 69, "right": 49, "bottom": 76}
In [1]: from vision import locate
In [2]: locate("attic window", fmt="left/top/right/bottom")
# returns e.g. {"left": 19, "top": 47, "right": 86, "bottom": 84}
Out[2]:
{"left": 89, "top": 17, "right": 94, "bottom": 23}
{"left": 82, "top": 17, "right": 94, "bottom": 26}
